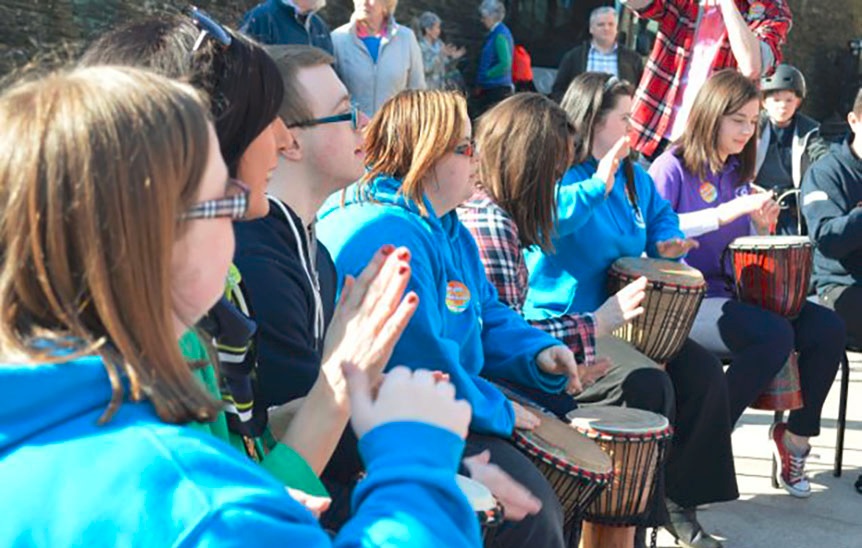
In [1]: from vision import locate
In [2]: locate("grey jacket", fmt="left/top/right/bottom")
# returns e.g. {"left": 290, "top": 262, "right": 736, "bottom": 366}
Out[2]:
{"left": 331, "top": 17, "right": 426, "bottom": 115}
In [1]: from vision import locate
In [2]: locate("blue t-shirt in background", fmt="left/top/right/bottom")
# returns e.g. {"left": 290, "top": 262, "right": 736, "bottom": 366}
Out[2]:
{"left": 361, "top": 36, "right": 382, "bottom": 63}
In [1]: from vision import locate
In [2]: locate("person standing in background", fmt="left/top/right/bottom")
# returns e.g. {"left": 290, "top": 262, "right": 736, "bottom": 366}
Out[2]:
{"left": 472, "top": 0, "right": 514, "bottom": 118}
{"left": 414, "top": 11, "right": 466, "bottom": 91}
{"left": 242, "top": 0, "right": 334, "bottom": 55}
{"left": 551, "top": 6, "right": 644, "bottom": 102}
{"left": 331, "top": 0, "right": 425, "bottom": 116}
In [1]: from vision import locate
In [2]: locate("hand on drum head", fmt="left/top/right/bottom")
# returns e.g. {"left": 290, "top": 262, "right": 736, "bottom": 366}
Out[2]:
{"left": 462, "top": 450, "right": 542, "bottom": 521}
{"left": 597, "top": 136, "right": 630, "bottom": 197}
{"left": 345, "top": 363, "right": 472, "bottom": 439}
{"left": 511, "top": 400, "right": 542, "bottom": 430}
{"left": 286, "top": 487, "right": 332, "bottom": 519}
{"left": 321, "top": 245, "right": 418, "bottom": 394}
{"left": 536, "top": 345, "right": 583, "bottom": 394}
{"left": 595, "top": 276, "right": 647, "bottom": 336}
{"left": 656, "top": 237, "right": 699, "bottom": 259}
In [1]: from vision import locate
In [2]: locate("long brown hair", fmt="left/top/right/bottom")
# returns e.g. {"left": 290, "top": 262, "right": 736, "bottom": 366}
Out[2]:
{"left": 676, "top": 69, "right": 760, "bottom": 182}
{"left": 477, "top": 93, "right": 574, "bottom": 251}
{"left": 561, "top": 72, "right": 637, "bottom": 208}
{"left": 0, "top": 67, "right": 220, "bottom": 424}
{"left": 362, "top": 89, "right": 469, "bottom": 216}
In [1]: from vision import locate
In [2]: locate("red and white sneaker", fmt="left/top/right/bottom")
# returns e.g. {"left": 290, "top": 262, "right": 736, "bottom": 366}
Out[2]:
{"left": 770, "top": 422, "right": 811, "bottom": 498}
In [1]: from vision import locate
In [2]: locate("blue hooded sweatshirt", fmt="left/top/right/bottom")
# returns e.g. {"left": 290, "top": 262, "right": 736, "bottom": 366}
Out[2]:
{"left": 317, "top": 175, "right": 567, "bottom": 437}
{"left": 523, "top": 159, "right": 683, "bottom": 316}
{"left": 0, "top": 354, "right": 479, "bottom": 547}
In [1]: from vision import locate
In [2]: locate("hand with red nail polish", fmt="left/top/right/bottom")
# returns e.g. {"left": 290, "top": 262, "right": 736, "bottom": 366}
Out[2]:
{"left": 320, "top": 244, "right": 419, "bottom": 403}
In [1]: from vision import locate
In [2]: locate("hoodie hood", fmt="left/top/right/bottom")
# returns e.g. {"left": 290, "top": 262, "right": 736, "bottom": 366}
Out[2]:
{"left": 0, "top": 354, "right": 117, "bottom": 452}
{"left": 320, "top": 174, "right": 466, "bottom": 239}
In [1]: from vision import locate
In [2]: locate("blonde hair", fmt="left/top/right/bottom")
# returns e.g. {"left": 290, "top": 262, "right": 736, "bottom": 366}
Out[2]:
{"left": 0, "top": 66, "right": 219, "bottom": 424}
{"left": 362, "top": 90, "right": 469, "bottom": 216}
{"left": 477, "top": 93, "right": 573, "bottom": 251}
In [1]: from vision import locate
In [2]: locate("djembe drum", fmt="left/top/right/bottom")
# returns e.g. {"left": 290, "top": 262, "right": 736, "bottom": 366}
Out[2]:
{"left": 607, "top": 257, "right": 706, "bottom": 364}
{"left": 456, "top": 474, "right": 504, "bottom": 546}
{"left": 566, "top": 407, "right": 672, "bottom": 548}
{"left": 727, "top": 235, "right": 813, "bottom": 410}
{"left": 495, "top": 384, "right": 614, "bottom": 527}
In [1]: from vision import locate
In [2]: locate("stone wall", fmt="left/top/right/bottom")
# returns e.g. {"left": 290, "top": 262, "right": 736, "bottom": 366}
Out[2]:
{"left": 1, "top": 0, "right": 860, "bottom": 122}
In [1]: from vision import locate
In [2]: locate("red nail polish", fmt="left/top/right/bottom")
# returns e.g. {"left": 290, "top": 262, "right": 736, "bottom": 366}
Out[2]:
{"left": 407, "top": 294, "right": 418, "bottom": 304}
{"left": 398, "top": 266, "right": 409, "bottom": 275}
{"left": 381, "top": 244, "right": 395, "bottom": 255}
{"left": 398, "top": 250, "right": 410, "bottom": 261}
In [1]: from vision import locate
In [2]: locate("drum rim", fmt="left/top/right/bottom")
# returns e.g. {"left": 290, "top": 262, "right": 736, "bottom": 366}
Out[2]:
{"left": 512, "top": 429, "right": 613, "bottom": 481}
{"left": 566, "top": 408, "right": 674, "bottom": 440}
{"left": 609, "top": 257, "right": 707, "bottom": 290}
{"left": 608, "top": 268, "right": 707, "bottom": 291}
{"left": 570, "top": 423, "right": 674, "bottom": 442}
{"left": 728, "top": 235, "right": 812, "bottom": 249}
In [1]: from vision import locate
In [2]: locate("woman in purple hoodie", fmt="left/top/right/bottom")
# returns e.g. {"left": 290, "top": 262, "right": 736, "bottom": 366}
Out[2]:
{"left": 650, "top": 69, "right": 844, "bottom": 500}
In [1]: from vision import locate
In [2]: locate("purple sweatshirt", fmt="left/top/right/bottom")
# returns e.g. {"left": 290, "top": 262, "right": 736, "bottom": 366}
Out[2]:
{"left": 650, "top": 149, "right": 753, "bottom": 297}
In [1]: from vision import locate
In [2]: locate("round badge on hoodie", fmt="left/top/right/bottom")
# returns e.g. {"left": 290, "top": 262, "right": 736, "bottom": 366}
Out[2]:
{"left": 699, "top": 181, "right": 718, "bottom": 203}
{"left": 446, "top": 281, "right": 471, "bottom": 313}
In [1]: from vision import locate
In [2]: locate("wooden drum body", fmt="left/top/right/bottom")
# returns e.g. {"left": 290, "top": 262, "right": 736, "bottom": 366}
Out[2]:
{"left": 496, "top": 385, "right": 613, "bottom": 527}
{"left": 608, "top": 257, "right": 706, "bottom": 363}
{"left": 728, "top": 236, "right": 812, "bottom": 410}
{"left": 727, "top": 235, "right": 813, "bottom": 319}
{"left": 567, "top": 407, "right": 672, "bottom": 526}
{"left": 456, "top": 474, "right": 504, "bottom": 547}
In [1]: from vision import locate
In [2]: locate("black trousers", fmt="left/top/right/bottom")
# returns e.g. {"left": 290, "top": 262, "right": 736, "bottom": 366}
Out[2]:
{"left": 819, "top": 284, "right": 862, "bottom": 348}
{"left": 470, "top": 85, "right": 513, "bottom": 120}
{"left": 502, "top": 337, "right": 738, "bottom": 514}
{"left": 465, "top": 433, "right": 566, "bottom": 548}
{"left": 690, "top": 297, "right": 844, "bottom": 437}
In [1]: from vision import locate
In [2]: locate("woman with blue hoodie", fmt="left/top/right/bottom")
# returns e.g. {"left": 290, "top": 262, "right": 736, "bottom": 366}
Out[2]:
{"left": 318, "top": 89, "right": 601, "bottom": 548}
{"left": 522, "top": 73, "right": 738, "bottom": 548}
{"left": 0, "top": 66, "right": 478, "bottom": 547}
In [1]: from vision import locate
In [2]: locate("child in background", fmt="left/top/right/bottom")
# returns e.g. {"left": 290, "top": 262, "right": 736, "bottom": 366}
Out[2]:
{"left": 754, "top": 64, "right": 828, "bottom": 235}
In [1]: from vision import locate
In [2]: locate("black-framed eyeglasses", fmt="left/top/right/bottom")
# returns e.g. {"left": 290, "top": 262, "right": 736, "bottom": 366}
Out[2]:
{"left": 181, "top": 179, "right": 250, "bottom": 221}
{"left": 454, "top": 139, "right": 477, "bottom": 158}
{"left": 289, "top": 103, "right": 361, "bottom": 131}
{"left": 189, "top": 6, "right": 232, "bottom": 53}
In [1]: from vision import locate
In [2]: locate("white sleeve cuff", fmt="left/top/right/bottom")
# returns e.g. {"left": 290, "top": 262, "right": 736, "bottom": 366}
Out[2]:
{"left": 678, "top": 208, "right": 721, "bottom": 238}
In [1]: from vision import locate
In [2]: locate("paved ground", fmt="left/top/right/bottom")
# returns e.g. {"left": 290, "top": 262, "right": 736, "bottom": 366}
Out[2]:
{"left": 650, "top": 352, "right": 862, "bottom": 548}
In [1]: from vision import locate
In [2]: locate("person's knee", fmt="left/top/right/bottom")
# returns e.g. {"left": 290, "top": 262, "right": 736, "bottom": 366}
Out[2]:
{"left": 620, "top": 367, "right": 675, "bottom": 417}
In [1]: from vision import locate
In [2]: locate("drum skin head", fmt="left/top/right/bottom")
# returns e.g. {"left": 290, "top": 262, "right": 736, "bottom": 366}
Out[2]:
{"left": 729, "top": 235, "right": 812, "bottom": 248}
{"left": 611, "top": 257, "right": 705, "bottom": 288}
{"left": 567, "top": 407, "right": 670, "bottom": 436}
{"left": 517, "top": 410, "right": 613, "bottom": 474}
{"left": 456, "top": 474, "right": 497, "bottom": 511}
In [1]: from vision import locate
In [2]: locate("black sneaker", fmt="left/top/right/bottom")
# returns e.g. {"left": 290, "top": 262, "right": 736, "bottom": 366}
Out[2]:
{"left": 664, "top": 498, "right": 723, "bottom": 548}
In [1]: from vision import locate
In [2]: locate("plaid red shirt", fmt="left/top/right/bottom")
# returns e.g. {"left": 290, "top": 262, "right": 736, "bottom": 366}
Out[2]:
{"left": 628, "top": 0, "right": 792, "bottom": 157}
{"left": 457, "top": 190, "right": 598, "bottom": 366}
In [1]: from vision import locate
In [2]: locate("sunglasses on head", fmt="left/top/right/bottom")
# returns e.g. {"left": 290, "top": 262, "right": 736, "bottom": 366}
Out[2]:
{"left": 181, "top": 178, "right": 250, "bottom": 221}
{"left": 189, "top": 6, "right": 232, "bottom": 53}
{"left": 454, "top": 139, "right": 477, "bottom": 158}
{"left": 289, "top": 103, "right": 362, "bottom": 131}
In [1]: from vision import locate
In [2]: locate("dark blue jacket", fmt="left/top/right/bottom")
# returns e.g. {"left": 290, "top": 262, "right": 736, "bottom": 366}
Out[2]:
{"left": 233, "top": 197, "right": 364, "bottom": 486}
{"left": 801, "top": 137, "right": 862, "bottom": 290}
{"left": 241, "top": 0, "right": 334, "bottom": 55}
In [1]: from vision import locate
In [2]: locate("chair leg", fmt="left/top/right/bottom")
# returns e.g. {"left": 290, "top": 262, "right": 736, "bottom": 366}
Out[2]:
{"left": 834, "top": 352, "right": 850, "bottom": 477}
{"left": 772, "top": 410, "right": 784, "bottom": 488}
